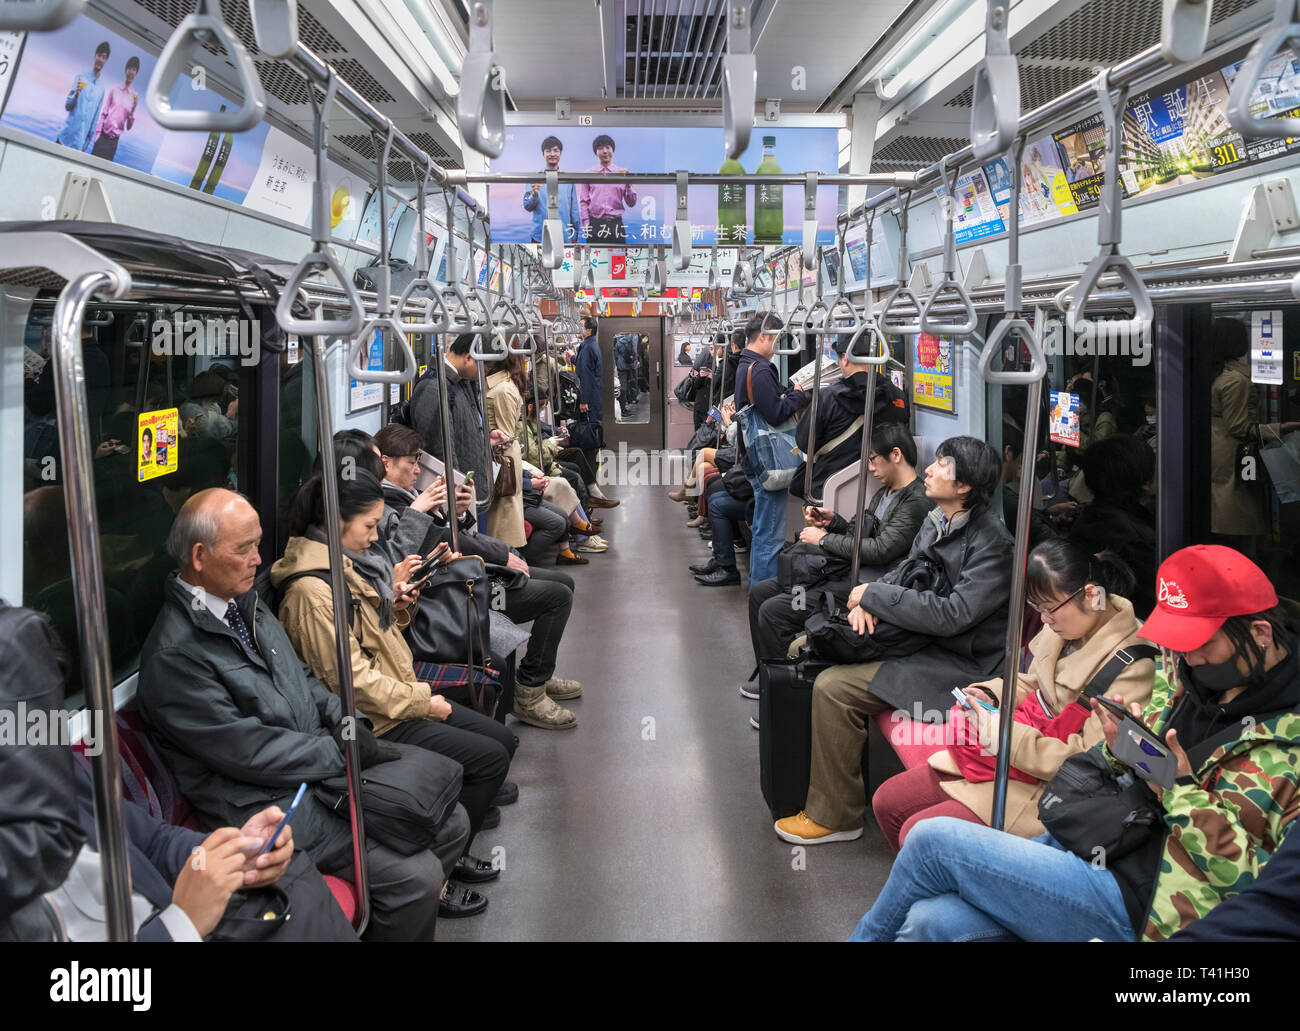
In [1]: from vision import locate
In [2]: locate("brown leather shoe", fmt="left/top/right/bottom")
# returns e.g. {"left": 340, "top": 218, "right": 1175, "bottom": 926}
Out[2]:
{"left": 557, "top": 550, "right": 590, "bottom": 566}
{"left": 667, "top": 486, "right": 687, "bottom": 503}
{"left": 687, "top": 514, "right": 706, "bottom": 528}
{"left": 588, "top": 495, "right": 620, "bottom": 509}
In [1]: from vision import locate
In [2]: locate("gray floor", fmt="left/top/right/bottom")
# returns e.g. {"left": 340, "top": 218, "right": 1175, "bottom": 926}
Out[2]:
{"left": 442, "top": 485, "right": 899, "bottom": 941}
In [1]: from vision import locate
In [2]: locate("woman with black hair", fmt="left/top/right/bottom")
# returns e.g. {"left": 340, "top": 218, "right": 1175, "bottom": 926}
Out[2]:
{"left": 871, "top": 539, "right": 1155, "bottom": 851}
{"left": 271, "top": 466, "right": 515, "bottom": 918}
{"left": 1068, "top": 433, "right": 1158, "bottom": 615}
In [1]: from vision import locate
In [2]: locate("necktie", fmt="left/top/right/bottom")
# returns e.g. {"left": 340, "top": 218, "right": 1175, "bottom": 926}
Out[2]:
{"left": 225, "top": 601, "right": 255, "bottom": 652}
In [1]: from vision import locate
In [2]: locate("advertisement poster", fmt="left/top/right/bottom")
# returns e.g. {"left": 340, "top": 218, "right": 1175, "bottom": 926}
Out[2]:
{"left": 486, "top": 124, "right": 840, "bottom": 245}
{"left": 242, "top": 126, "right": 361, "bottom": 240}
{"left": 1050, "top": 390, "right": 1081, "bottom": 447}
{"left": 137, "top": 408, "right": 178, "bottom": 482}
{"left": 356, "top": 188, "right": 407, "bottom": 250}
{"left": 935, "top": 166, "right": 1004, "bottom": 244}
{"left": 0, "top": 31, "right": 23, "bottom": 112}
{"left": 912, "top": 332, "right": 955, "bottom": 413}
{"left": 1053, "top": 112, "right": 1107, "bottom": 210}
{"left": 1252, "top": 309, "right": 1284, "bottom": 385}
{"left": 0, "top": 14, "right": 269, "bottom": 202}
{"left": 348, "top": 331, "right": 385, "bottom": 412}
{"left": 983, "top": 132, "right": 1077, "bottom": 229}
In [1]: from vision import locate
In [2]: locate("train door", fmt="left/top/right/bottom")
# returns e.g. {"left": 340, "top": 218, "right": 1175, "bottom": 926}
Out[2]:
{"left": 600, "top": 315, "right": 664, "bottom": 451}
{"left": 1186, "top": 304, "right": 1300, "bottom": 602}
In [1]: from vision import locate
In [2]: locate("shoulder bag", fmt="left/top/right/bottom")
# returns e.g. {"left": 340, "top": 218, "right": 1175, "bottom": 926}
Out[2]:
{"left": 735, "top": 364, "right": 802, "bottom": 491}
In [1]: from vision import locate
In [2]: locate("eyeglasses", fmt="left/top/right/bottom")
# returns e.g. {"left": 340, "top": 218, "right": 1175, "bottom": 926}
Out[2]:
{"left": 1029, "top": 585, "right": 1085, "bottom": 616}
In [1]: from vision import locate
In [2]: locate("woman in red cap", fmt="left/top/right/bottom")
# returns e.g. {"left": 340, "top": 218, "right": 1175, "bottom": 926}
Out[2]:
{"left": 847, "top": 544, "right": 1300, "bottom": 942}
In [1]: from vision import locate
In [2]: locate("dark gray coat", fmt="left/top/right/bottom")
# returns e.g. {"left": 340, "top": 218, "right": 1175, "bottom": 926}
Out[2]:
{"left": 137, "top": 575, "right": 352, "bottom": 868}
{"left": 821, "top": 475, "right": 932, "bottom": 571}
{"left": 859, "top": 503, "right": 1014, "bottom": 719}
{"left": 410, "top": 359, "right": 492, "bottom": 513}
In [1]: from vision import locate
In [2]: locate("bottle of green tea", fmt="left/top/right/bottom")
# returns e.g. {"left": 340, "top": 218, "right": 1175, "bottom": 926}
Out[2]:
{"left": 717, "top": 156, "right": 747, "bottom": 246}
{"left": 753, "top": 135, "right": 784, "bottom": 245}
{"left": 189, "top": 105, "right": 226, "bottom": 190}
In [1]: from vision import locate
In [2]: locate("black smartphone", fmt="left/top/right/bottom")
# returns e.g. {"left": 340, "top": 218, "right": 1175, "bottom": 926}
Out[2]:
{"left": 411, "top": 543, "right": 452, "bottom": 584}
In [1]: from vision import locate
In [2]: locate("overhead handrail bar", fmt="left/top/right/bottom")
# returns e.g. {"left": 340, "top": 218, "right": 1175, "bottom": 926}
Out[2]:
{"left": 1227, "top": 0, "right": 1300, "bottom": 138}
{"left": 457, "top": 0, "right": 506, "bottom": 158}
{"left": 307, "top": 304, "right": 372, "bottom": 933}
{"left": 146, "top": 0, "right": 266, "bottom": 132}
{"left": 347, "top": 123, "right": 417, "bottom": 385}
{"left": 722, "top": 1, "right": 757, "bottom": 160}
{"left": 250, "top": 0, "right": 299, "bottom": 59}
{"left": 1064, "top": 69, "right": 1154, "bottom": 339}
{"left": 878, "top": 191, "right": 924, "bottom": 337}
{"left": 0, "top": 0, "right": 84, "bottom": 31}
{"left": 969, "top": 0, "right": 1020, "bottom": 163}
{"left": 1161, "top": 0, "right": 1211, "bottom": 62}
{"left": 920, "top": 157, "right": 979, "bottom": 335}
{"left": 52, "top": 269, "right": 135, "bottom": 941}
{"left": 275, "top": 72, "right": 363, "bottom": 340}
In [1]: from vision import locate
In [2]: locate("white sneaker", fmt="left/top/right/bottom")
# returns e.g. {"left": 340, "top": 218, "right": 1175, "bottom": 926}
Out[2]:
{"left": 574, "top": 534, "right": 609, "bottom": 553}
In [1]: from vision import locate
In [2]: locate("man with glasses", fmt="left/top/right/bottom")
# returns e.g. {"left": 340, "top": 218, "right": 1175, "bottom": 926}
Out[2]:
{"left": 743, "top": 423, "right": 931, "bottom": 694}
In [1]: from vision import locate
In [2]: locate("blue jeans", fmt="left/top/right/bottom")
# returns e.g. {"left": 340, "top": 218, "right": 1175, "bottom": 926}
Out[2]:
{"left": 748, "top": 472, "right": 788, "bottom": 585}
{"left": 708, "top": 490, "right": 750, "bottom": 569}
{"left": 847, "top": 817, "right": 1138, "bottom": 942}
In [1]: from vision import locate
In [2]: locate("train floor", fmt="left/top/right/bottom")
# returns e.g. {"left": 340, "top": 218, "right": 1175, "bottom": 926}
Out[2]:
{"left": 442, "top": 484, "right": 901, "bottom": 941}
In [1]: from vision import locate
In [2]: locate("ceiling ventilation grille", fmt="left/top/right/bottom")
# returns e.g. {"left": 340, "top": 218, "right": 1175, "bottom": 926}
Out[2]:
{"left": 947, "top": 63, "right": 1095, "bottom": 109}
{"left": 871, "top": 135, "right": 970, "bottom": 170}
{"left": 622, "top": 0, "right": 727, "bottom": 101}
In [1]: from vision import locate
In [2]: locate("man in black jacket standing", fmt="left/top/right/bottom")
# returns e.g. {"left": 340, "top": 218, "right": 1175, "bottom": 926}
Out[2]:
{"left": 774, "top": 437, "right": 1012, "bottom": 845}
{"left": 137, "top": 488, "right": 475, "bottom": 936}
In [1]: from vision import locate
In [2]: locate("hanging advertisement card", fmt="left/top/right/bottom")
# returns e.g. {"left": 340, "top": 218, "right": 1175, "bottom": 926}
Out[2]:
{"left": 1251, "top": 309, "right": 1284, "bottom": 385}
{"left": 912, "top": 333, "right": 955, "bottom": 413}
{"left": 1050, "top": 391, "right": 1082, "bottom": 447}
{"left": 137, "top": 408, "right": 178, "bottom": 481}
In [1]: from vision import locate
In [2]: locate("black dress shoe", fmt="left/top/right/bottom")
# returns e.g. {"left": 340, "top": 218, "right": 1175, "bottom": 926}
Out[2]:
{"left": 480, "top": 804, "right": 501, "bottom": 830}
{"left": 695, "top": 566, "right": 741, "bottom": 586}
{"left": 452, "top": 853, "right": 501, "bottom": 883}
{"left": 493, "top": 780, "right": 519, "bottom": 806}
{"left": 439, "top": 884, "right": 489, "bottom": 918}
{"left": 689, "top": 557, "right": 718, "bottom": 575}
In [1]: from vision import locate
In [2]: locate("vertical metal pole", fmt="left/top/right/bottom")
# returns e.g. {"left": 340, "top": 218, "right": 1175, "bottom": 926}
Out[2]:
{"left": 432, "top": 330, "right": 459, "bottom": 555}
{"left": 802, "top": 255, "right": 827, "bottom": 505}
{"left": 52, "top": 272, "right": 134, "bottom": 942}
{"left": 848, "top": 361, "right": 879, "bottom": 585}
{"left": 309, "top": 327, "right": 371, "bottom": 933}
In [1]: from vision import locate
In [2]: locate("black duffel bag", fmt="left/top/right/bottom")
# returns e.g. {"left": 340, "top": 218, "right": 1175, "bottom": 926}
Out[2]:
{"left": 722, "top": 463, "right": 754, "bottom": 501}
{"left": 315, "top": 740, "right": 463, "bottom": 856}
{"left": 674, "top": 374, "right": 699, "bottom": 406}
{"left": 804, "top": 592, "right": 933, "bottom": 665}
{"left": 1037, "top": 747, "right": 1164, "bottom": 863}
{"left": 568, "top": 413, "right": 604, "bottom": 453}
{"left": 353, "top": 256, "right": 418, "bottom": 296}
{"left": 777, "top": 541, "right": 852, "bottom": 592}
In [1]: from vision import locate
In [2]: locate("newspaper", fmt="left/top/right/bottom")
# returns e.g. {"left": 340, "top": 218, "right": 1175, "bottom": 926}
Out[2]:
{"left": 788, "top": 354, "right": 842, "bottom": 392}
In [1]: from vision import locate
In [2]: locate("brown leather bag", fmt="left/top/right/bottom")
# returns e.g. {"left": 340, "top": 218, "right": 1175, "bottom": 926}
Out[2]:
{"left": 492, "top": 441, "right": 517, "bottom": 498}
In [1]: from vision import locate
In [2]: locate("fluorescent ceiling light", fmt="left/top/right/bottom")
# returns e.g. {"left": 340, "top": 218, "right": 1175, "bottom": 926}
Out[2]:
{"left": 870, "top": 0, "right": 983, "bottom": 101}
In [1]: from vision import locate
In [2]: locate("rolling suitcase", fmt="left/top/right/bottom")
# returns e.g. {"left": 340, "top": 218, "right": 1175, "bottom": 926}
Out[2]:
{"left": 759, "top": 652, "right": 831, "bottom": 820}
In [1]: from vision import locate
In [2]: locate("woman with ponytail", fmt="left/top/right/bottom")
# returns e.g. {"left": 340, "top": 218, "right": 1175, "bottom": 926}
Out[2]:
{"left": 871, "top": 539, "right": 1157, "bottom": 850}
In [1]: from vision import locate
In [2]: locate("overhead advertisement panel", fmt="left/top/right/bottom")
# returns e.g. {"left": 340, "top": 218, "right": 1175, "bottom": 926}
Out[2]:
{"left": 485, "top": 123, "right": 841, "bottom": 246}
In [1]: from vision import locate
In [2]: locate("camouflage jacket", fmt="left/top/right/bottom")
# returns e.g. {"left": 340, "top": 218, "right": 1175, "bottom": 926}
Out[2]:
{"left": 1108, "top": 668, "right": 1300, "bottom": 941}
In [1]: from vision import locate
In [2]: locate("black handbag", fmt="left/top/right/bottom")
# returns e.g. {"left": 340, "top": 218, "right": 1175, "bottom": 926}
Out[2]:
{"left": 1037, "top": 747, "right": 1164, "bottom": 863}
{"left": 315, "top": 740, "right": 464, "bottom": 856}
{"left": 207, "top": 851, "right": 358, "bottom": 942}
{"left": 674, "top": 375, "right": 699, "bottom": 406}
{"left": 722, "top": 463, "right": 754, "bottom": 501}
{"left": 568, "top": 413, "right": 604, "bottom": 452}
{"left": 406, "top": 555, "right": 496, "bottom": 715}
{"left": 777, "top": 541, "right": 852, "bottom": 592}
{"left": 804, "top": 590, "right": 934, "bottom": 665}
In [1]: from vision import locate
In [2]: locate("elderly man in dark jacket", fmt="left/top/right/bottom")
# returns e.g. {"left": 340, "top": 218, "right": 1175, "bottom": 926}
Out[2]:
{"left": 745, "top": 423, "right": 932, "bottom": 677}
{"left": 774, "top": 436, "right": 1013, "bottom": 845}
{"left": 792, "top": 334, "right": 909, "bottom": 503}
{"left": 137, "top": 488, "right": 474, "bottom": 938}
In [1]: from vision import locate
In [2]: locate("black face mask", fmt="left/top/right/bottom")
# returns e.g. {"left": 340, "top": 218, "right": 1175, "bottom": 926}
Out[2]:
{"left": 1182, "top": 655, "right": 1249, "bottom": 693}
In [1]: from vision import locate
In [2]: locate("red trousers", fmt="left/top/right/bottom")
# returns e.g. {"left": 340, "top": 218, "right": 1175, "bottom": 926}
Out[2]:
{"left": 871, "top": 762, "right": 983, "bottom": 853}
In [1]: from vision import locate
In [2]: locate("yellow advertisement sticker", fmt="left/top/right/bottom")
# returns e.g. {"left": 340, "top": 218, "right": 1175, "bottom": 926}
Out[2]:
{"left": 138, "top": 408, "right": 179, "bottom": 482}
{"left": 1051, "top": 172, "right": 1078, "bottom": 217}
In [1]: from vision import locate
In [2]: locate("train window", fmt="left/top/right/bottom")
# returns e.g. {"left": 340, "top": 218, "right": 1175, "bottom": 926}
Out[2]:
{"left": 1199, "top": 307, "right": 1300, "bottom": 601}
{"left": 277, "top": 340, "right": 316, "bottom": 555}
{"left": 21, "top": 302, "right": 248, "bottom": 701}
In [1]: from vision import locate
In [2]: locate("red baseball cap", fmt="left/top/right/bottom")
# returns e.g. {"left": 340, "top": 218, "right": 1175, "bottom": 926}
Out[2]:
{"left": 1138, "top": 545, "right": 1278, "bottom": 651}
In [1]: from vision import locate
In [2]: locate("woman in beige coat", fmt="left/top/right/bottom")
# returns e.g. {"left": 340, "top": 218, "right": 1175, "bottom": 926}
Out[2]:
{"left": 871, "top": 538, "right": 1156, "bottom": 849}
{"left": 484, "top": 355, "right": 526, "bottom": 548}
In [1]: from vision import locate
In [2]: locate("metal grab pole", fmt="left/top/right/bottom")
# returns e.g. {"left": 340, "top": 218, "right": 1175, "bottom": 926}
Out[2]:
{"left": 848, "top": 216, "right": 886, "bottom": 585}
{"left": 310, "top": 327, "right": 371, "bottom": 933}
{"left": 431, "top": 328, "right": 460, "bottom": 555}
{"left": 802, "top": 252, "right": 828, "bottom": 505}
{"left": 52, "top": 271, "right": 134, "bottom": 942}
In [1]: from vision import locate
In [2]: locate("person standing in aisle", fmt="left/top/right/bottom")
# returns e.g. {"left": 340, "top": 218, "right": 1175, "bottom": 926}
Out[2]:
{"left": 733, "top": 312, "right": 808, "bottom": 585}
{"left": 575, "top": 316, "right": 604, "bottom": 474}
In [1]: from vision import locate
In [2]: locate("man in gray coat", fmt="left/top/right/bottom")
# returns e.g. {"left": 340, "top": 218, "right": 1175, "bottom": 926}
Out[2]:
{"left": 773, "top": 436, "right": 1012, "bottom": 846}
